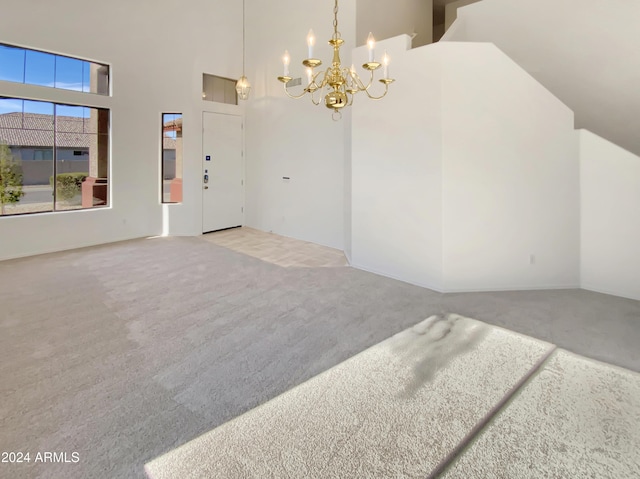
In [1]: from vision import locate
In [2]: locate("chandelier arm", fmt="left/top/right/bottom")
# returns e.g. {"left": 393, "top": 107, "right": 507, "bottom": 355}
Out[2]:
{"left": 283, "top": 83, "right": 309, "bottom": 100}
{"left": 323, "top": 68, "right": 331, "bottom": 86}
{"left": 310, "top": 70, "right": 324, "bottom": 89}
{"left": 349, "top": 69, "right": 371, "bottom": 92}
{"left": 310, "top": 89, "right": 322, "bottom": 105}
{"left": 355, "top": 76, "right": 369, "bottom": 92}
{"left": 362, "top": 69, "right": 376, "bottom": 91}
{"left": 346, "top": 91, "right": 355, "bottom": 106}
{"left": 343, "top": 67, "right": 356, "bottom": 92}
{"left": 362, "top": 83, "right": 390, "bottom": 100}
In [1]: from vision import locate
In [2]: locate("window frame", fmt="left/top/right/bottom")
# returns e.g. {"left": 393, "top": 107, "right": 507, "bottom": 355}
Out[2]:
{"left": 161, "top": 112, "right": 183, "bottom": 204}
{"left": 202, "top": 73, "right": 238, "bottom": 105}
{"left": 0, "top": 43, "right": 112, "bottom": 218}
{"left": 0, "top": 42, "right": 110, "bottom": 96}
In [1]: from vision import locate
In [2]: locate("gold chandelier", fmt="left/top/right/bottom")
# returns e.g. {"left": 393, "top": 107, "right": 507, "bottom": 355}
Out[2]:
{"left": 277, "top": 0, "right": 394, "bottom": 120}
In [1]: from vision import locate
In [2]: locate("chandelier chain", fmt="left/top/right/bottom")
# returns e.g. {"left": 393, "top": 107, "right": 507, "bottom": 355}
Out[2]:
{"left": 333, "top": 0, "right": 340, "bottom": 40}
{"left": 242, "top": 0, "right": 246, "bottom": 73}
{"left": 235, "top": 0, "right": 251, "bottom": 101}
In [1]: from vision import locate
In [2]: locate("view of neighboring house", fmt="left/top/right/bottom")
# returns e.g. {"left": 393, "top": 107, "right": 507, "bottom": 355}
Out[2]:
{"left": 0, "top": 112, "right": 179, "bottom": 185}
{"left": 162, "top": 136, "right": 176, "bottom": 179}
{"left": 0, "top": 112, "right": 90, "bottom": 185}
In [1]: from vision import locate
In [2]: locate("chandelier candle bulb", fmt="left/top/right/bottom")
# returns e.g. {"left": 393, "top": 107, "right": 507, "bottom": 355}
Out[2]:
{"left": 307, "top": 29, "right": 316, "bottom": 59}
{"left": 283, "top": 50, "right": 290, "bottom": 76}
{"left": 306, "top": 67, "right": 313, "bottom": 85}
{"left": 367, "top": 32, "right": 375, "bottom": 62}
{"left": 383, "top": 51, "right": 390, "bottom": 78}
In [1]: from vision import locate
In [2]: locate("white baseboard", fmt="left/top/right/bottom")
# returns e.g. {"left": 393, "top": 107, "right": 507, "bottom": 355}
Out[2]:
{"left": 349, "top": 262, "right": 444, "bottom": 293}
{"left": 0, "top": 234, "right": 150, "bottom": 262}
{"left": 580, "top": 285, "right": 640, "bottom": 302}
{"left": 441, "top": 284, "right": 581, "bottom": 294}
{"left": 350, "top": 262, "right": 585, "bottom": 295}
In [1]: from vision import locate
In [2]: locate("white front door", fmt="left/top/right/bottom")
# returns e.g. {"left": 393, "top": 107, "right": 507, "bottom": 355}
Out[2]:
{"left": 202, "top": 112, "right": 244, "bottom": 233}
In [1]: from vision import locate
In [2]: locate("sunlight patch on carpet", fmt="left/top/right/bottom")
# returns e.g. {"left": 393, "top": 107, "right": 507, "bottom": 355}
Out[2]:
{"left": 145, "top": 314, "right": 553, "bottom": 479}
{"left": 441, "top": 350, "right": 640, "bottom": 478}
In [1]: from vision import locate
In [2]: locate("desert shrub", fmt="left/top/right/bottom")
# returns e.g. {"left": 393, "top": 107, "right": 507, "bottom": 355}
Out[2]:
{"left": 50, "top": 173, "right": 88, "bottom": 201}
{"left": 0, "top": 143, "right": 24, "bottom": 214}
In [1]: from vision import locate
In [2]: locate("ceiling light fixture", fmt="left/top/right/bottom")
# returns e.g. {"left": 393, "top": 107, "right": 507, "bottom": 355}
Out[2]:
{"left": 277, "top": 0, "right": 394, "bottom": 120}
{"left": 236, "top": 0, "right": 251, "bottom": 100}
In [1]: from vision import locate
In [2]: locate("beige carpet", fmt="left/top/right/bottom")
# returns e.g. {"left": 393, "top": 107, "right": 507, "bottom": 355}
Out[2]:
{"left": 2, "top": 236, "right": 638, "bottom": 478}
{"left": 145, "top": 314, "right": 555, "bottom": 478}
{"left": 442, "top": 350, "right": 640, "bottom": 478}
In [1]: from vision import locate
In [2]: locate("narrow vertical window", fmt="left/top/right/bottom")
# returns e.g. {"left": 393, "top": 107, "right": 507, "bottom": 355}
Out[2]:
{"left": 162, "top": 113, "right": 182, "bottom": 203}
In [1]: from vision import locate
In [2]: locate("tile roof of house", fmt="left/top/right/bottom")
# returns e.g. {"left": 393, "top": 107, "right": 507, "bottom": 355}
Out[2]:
{"left": 0, "top": 112, "right": 177, "bottom": 150}
{"left": 0, "top": 129, "right": 96, "bottom": 149}
{"left": 0, "top": 112, "right": 110, "bottom": 149}
{"left": 163, "top": 117, "right": 182, "bottom": 131}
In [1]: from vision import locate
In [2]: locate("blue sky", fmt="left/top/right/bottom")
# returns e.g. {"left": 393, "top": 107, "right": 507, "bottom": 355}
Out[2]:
{"left": 0, "top": 44, "right": 91, "bottom": 91}
{"left": 0, "top": 44, "right": 94, "bottom": 117}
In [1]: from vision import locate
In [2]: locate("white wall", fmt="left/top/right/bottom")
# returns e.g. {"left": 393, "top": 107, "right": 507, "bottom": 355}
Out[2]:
{"left": 351, "top": 35, "right": 444, "bottom": 290}
{"left": 0, "top": 0, "right": 243, "bottom": 260}
{"left": 243, "top": 0, "right": 355, "bottom": 250}
{"left": 443, "top": 0, "right": 640, "bottom": 158}
{"left": 356, "top": 0, "right": 433, "bottom": 47}
{"left": 580, "top": 130, "right": 640, "bottom": 301}
{"left": 344, "top": 107, "right": 354, "bottom": 261}
{"left": 441, "top": 42, "right": 579, "bottom": 291}
{"left": 351, "top": 40, "right": 579, "bottom": 292}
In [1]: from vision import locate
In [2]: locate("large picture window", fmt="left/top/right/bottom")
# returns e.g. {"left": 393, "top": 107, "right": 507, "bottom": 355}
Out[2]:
{"left": 0, "top": 44, "right": 110, "bottom": 216}
{"left": 0, "top": 97, "right": 109, "bottom": 216}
